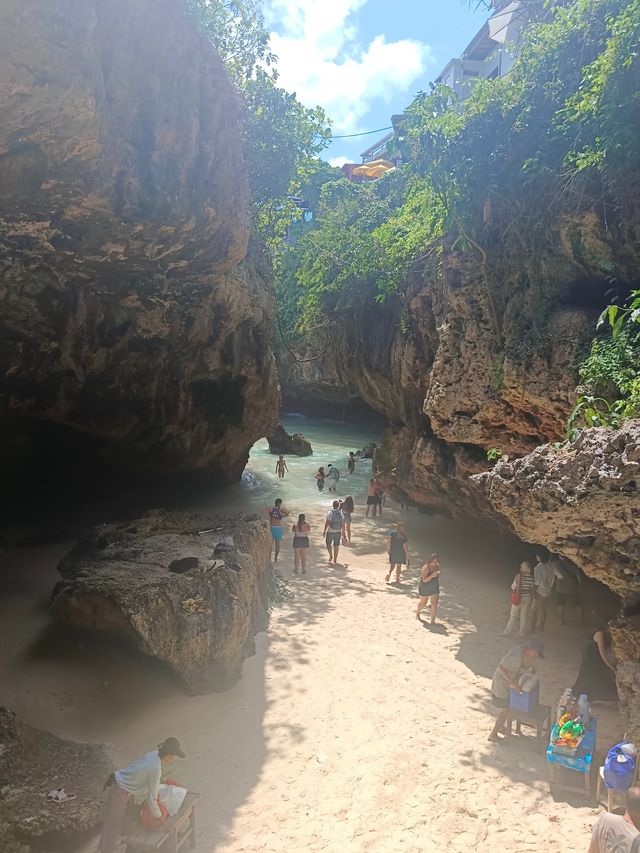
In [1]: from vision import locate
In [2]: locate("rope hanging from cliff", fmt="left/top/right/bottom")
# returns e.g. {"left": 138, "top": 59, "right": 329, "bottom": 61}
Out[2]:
{"left": 277, "top": 313, "right": 329, "bottom": 363}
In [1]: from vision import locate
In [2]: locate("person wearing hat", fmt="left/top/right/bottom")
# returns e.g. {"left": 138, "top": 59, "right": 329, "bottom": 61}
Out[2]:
{"left": 98, "top": 737, "right": 185, "bottom": 852}
{"left": 488, "top": 640, "right": 544, "bottom": 742}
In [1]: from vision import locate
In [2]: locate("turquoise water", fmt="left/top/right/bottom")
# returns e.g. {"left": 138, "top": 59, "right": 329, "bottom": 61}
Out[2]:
{"left": 206, "top": 415, "right": 380, "bottom": 516}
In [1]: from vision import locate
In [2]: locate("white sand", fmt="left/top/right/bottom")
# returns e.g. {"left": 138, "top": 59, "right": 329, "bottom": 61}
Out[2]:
{"left": 0, "top": 502, "right": 623, "bottom": 852}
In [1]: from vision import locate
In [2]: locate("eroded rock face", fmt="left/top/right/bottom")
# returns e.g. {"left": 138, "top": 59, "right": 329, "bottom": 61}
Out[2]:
{"left": 473, "top": 422, "right": 640, "bottom": 598}
{"left": 0, "top": 707, "right": 112, "bottom": 853}
{"left": 267, "top": 423, "right": 313, "bottom": 456}
{"left": 51, "top": 510, "right": 275, "bottom": 693}
{"left": 279, "top": 211, "right": 638, "bottom": 517}
{"left": 0, "top": 0, "right": 278, "bottom": 488}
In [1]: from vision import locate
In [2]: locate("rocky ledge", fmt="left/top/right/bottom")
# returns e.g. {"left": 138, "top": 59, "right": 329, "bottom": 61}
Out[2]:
{"left": 473, "top": 421, "right": 640, "bottom": 598}
{"left": 0, "top": 707, "right": 112, "bottom": 853}
{"left": 267, "top": 423, "right": 313, "bottom": 456}
{"left": 51, "top": 510, "right": 275, "bottom": 693}
{"left": 474, "top": 420, "right": 640, "bottom": 737}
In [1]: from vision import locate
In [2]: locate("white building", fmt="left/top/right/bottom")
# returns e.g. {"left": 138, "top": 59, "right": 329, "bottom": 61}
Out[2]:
{"left": 360, "top": 0, "right": 544, "bottom": 164}
{"left": 435, "top": 0, "right": 539, "bottom": 101}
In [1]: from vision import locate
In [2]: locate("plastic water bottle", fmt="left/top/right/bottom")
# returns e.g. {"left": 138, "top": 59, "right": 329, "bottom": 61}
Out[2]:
{"left": 578, "top": 694, "right": 590, "bottom": 725}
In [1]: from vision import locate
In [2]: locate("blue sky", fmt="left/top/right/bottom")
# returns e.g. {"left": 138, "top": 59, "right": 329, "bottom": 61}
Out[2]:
{"left": 263, "top": 0, "right": 488, "bottom": 164}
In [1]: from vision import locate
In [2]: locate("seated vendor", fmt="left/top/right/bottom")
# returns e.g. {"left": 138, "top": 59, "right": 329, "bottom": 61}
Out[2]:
{"left": 99, "top": 737, "right": 185, "bottom": 853}
{"left": 488, "top": 639, "right": 544, "bottom": 743}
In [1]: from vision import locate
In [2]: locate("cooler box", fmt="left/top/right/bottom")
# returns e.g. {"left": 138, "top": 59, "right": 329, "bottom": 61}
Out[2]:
{"left": 509, "top": 685, "right": 540, "bottom": 713}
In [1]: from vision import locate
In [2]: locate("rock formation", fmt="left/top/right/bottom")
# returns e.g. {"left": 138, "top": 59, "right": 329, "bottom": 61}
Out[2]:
{"left": 51, "top": 510, "right": 275, "bottom": 693}
{"left": 267, "top": 423, "right": 313, "bottom": 456}
{"left": 473, "top": 421, "right": 640, "bottom": 737}
{"left": 473, "top": 422, "right": 640, "bottom": 598}
{"left": 0, "top": 707, "right": 112, "bottom": 853}
{"left": 280, "top": 219, "right": 617, "bottom": 516}
{"left": 0, "top": 0, "right": 278, "bottom": 496}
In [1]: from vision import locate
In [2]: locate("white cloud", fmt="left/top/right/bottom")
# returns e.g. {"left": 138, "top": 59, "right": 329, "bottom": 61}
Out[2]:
{"left": 329, "top": 155, "right": 350, "bottom": 167}
{"left": 265, "top": 0, "right": 432, "bottom": 133}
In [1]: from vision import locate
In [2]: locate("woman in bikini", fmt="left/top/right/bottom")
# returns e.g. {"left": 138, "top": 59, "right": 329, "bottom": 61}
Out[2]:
{"left": 292, "top": 513, "right": 311, "bottom": 574}
{"left": 416, "top": 553, "right": 441, "bottom": 624}
{"left": 315, "top": 466, "right": 326, "bottom": 491}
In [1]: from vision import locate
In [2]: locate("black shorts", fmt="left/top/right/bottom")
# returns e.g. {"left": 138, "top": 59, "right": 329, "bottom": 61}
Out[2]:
{"left": 293, "top": 537, "right": 309, "bottom": 549}
{"left": 366, "top": 496, "right": 377, "bottom": 505}
{"left": 491, "top": 693, "right": 509, "bottom": 709}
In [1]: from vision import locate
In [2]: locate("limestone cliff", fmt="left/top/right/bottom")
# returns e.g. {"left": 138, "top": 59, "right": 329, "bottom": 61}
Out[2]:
{"left": 0, "top": 0, "right": 278, "bottom": 495}
{"left": 280, "top": 211, "right": 634, "bottom": 516}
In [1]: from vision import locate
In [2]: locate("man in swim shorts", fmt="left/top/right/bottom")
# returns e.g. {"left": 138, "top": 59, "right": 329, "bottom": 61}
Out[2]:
{"left": 323, "top": 500, "right": 344, "bottom": 565}
{"left": 265, "top": 498, "right": 288, "bottom": 562}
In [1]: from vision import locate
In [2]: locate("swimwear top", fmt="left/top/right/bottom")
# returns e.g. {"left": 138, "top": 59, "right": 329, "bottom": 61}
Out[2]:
{"left": 269, "top": 506, "right": 284, "bottom": 521}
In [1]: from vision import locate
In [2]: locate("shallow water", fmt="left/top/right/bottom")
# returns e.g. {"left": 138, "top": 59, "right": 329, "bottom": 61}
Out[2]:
{"left": 202, "top": 414, "right": 380, "bottom": 517}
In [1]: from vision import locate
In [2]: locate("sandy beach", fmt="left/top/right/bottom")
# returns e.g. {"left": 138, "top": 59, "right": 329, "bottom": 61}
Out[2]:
{"left": 0, "top": 494, "right": 624, "bottom": 853}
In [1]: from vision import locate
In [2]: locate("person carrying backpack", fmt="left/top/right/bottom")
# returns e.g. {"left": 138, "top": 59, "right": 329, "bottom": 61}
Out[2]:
{"left": 323, "top": 500, "right": 344, "bottom": 565}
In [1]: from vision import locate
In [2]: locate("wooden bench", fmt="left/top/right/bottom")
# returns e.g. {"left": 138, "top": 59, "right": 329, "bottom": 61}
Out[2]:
{"left": 125, "top": 792, "right": 198, "bottom": 853}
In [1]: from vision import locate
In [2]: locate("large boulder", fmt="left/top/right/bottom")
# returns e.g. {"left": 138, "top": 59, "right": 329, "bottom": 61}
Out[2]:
{"left": 0, "top": 707, "right": 112, "bottom": 853}
{"left": 266, "top": 423, "right": 313, "bottom": 456}
{"left": 51, "top": 510, "right": 275, "bottom": 693}
{"left": 0, "top": 0, "right": 278, "bottom": 495}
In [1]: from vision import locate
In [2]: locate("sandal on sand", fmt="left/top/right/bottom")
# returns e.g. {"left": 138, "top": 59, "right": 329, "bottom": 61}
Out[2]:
{"left": 46, "top": 788, "right": 76, "bottom": 803}
{"left": 385, "top": 574, "right": 390, "bottom": 582}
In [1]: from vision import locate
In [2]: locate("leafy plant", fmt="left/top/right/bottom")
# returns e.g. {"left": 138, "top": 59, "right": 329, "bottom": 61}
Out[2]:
{"left": 186, "top": 0, "right": 331, "bottom": 243}
{"left": 567, "top": 290, "right": 640, "bottom": 438}
{"left": 486, "top": 448, "right": 504, "bottom": 462}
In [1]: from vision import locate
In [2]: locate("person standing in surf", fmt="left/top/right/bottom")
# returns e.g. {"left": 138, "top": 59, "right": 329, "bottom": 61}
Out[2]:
{"left": 275, "top": 454, "right": 288, "bottom": 479}
{"left": 264, "top": 498, "right": 289, "bottom": 562}
{"left": 327, "top": 463, "right": 340, "bottom": 492}
{"left": 292, "top": 513, "right": 310, "bottom": 574}
{"left": 315, "top": 466, "right": 326, "bottom": 491}
{"left": 347, "top": 452, "right": 356, "bottom": 475}
{"left": 323, "top": 500, "right": 344, "bottom": 565}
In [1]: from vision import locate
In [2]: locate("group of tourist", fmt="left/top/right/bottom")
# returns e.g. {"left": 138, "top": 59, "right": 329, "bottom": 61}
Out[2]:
{"left": 500, "top": 552, "right": 584, "bottom": 638}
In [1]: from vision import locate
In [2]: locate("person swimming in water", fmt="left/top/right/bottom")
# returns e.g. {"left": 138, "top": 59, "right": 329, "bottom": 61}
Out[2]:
{"left": 264, "top": 498, "right": 289, "bottom": 562}
{"left": 275, "top": 454, "right": 288, "bottom": 479}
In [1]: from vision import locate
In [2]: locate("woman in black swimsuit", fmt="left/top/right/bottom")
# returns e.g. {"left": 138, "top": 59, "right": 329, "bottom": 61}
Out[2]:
{"left": 416, "top": 554, "right": 441, "bottom": 625}
{"left": 292, "top": 513, "right": 311, "bottom": 574}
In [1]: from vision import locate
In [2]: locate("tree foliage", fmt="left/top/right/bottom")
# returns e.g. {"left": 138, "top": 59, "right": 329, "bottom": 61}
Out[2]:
{"left": 186, "top": 0, "right": 331, "bottom": 241}
{"left": 279, "top": 0, "right": 640, "bottom": 382}
{"left": 567, "top": 290, "right": 640, "bottom": 438}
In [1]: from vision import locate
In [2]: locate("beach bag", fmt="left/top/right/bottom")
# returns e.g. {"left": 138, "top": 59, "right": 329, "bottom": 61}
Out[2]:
{"left": 511, "top": 575, "right": 522, "bottom": 606}
{"left": 604, "top": 743, "right": 637, "bottom": 790}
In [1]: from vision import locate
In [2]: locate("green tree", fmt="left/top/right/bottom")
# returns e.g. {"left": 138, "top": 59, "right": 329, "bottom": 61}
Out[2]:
{"left": 186, "top": 0, "right": 331, "bottom": 241}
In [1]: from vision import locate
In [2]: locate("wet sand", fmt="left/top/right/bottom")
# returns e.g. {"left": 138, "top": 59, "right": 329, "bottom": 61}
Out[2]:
{"left": 0, "top": 498, "right": 623, "bottom": 852}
